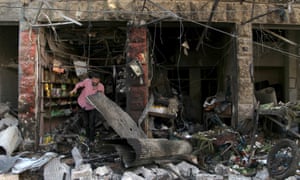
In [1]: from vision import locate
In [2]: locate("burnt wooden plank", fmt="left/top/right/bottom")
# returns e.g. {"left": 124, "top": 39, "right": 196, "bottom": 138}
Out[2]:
{"left": 87, "top": 93, "right": 147, "bottom": 139}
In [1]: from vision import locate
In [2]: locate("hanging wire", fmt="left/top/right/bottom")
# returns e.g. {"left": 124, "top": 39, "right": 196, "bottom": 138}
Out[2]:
{"left": 253, "top": 41, "right": 300, "bottom": 59}
{"left": 176, "top": 19, "right": 184, "bottom": 96}
{"left": 203, "top": 37, "right": 234, "bottom": 50}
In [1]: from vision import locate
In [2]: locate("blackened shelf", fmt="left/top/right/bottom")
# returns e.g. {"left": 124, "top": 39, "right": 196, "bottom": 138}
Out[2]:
{"left": 44, "top": 102, "right": 77, "bottom": 108}
{"left": 44, "top": 96, "right": 77, "bottom": 99}
{"left": 41, "top": 81, "right": 76, "bottom": 85}
{"left": 43, "top": 114, "right": 72, "bottom": 119}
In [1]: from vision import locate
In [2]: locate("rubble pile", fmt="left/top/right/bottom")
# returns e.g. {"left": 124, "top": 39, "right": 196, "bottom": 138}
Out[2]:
{"left": 1, "top": 98, "right": 300, "bottom": 180}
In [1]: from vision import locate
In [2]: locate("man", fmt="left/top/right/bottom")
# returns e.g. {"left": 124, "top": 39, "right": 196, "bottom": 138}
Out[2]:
{"left": 70, "top": 72, "right": 105, "bottom": 144}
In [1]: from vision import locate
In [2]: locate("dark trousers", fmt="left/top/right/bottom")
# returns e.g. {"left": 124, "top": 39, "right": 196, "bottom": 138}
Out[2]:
{"left": 81, "top": 109, "right": 97, "bottom": 142}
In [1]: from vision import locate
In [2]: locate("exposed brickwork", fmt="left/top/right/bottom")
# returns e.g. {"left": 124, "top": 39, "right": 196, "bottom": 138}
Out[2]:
{"left": 237, "top": 24, "right": 255, "bottom": 121}
{"left": 18, "top": 28, "right": 37, "bottom": 142}
{"left": 126, "top": 26, "right": 149, "bottom": 122}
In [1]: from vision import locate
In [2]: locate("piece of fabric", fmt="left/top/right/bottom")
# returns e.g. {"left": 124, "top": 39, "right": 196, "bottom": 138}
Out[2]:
{"left": 75, "top": 78, "right": 104, "bottom": 110}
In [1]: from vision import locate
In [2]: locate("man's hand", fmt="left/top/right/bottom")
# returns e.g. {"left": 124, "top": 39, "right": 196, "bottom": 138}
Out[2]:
{"left": 70, "top": 89, "right": 77, "bottom": 95}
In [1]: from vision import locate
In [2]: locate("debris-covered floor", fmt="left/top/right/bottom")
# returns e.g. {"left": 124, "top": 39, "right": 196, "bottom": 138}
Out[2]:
{"left": 1, "top": 93, "right": 300, "bottom": 180}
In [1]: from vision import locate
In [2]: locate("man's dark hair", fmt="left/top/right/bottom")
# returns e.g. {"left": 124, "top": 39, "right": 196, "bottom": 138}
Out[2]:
{"left": 89, "top": 71, "right": 101, "bottom": 79}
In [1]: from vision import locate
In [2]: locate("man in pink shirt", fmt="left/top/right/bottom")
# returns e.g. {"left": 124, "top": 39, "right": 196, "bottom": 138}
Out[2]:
{"left": 70, "top": 72, "right": 105, "bottom": 144}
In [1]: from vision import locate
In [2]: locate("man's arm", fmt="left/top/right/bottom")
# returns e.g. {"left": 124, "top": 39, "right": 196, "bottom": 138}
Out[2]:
{"left": 70, "top": 79, "right": 86, "bottom": 94}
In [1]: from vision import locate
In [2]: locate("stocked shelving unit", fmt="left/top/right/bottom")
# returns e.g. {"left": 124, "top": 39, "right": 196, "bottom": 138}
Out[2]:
{"left": 39, "top": 67, "right": 79, "bottom": 138}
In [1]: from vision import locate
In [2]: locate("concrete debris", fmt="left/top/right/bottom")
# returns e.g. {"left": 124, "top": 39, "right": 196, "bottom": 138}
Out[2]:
{"left": 0, "top": 126, "right": 22, "bottom": 155}
{"left": 121, "top": 171, "right": 144, "bottom": 180}
{"left": 253, "top": 167, "right": 269, "bottom": 180}
{"left": 0, "top": 155, "right": 19, "bottom": 174}
{"left": 134, "top": 166, "right": 174, "bottom": 179}
{"left": 1, "top": 96, "right": 300, "bottom": 180}
{"left": 214, "top": 163, "right": 240, "bottom": 176}
{"left": 71, "top": 147, "right": 83, "bottom": 169}
{"left": 94, "top": 165, "right": 113, "bottom": 177}
{"left": 43, "top": 157, "right": 71, "bottom": 180}
{"left": 0, "top": 114, "right": 18, "bottom": 131}
{"left": 195, "top": 173, "right": 224, "bottom": 180}
{"left": 228, "top": 174, "right": 252, "bottom": 180}
{"left": 71, "top": 164, "right": 92, "bottom": 180}
{"left": 12, "top": 152, "right": 57, "bottom": 174}
{"left": 176, "top": 161, "right": 201, "bottom": 177}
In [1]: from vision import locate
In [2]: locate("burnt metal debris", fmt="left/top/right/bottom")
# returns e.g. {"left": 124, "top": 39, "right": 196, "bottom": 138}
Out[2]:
{"left": 1, "top": 86, "right": 300, "bottom": 180}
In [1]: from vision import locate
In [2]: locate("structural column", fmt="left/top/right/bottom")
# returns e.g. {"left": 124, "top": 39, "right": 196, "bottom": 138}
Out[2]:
{"left": 126, "top": 25, "right": 149, "bottom": 123}
{"left": 18, "top": 22, "right": 38, "bottom": 145}
{"left": 236, "top": 23, "right": 255, "bottom": 122}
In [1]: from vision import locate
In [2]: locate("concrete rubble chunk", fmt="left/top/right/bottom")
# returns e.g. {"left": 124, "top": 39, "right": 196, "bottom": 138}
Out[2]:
{"left": 214, "top": 163, "right": 240, "bottom": 176}
{"left": 133, "top": 166, "right": 174, "bottom": 180}
{"left": 149, "top": 167, "right": 174, "bottom": 179}
{"left": 0, "top": 126, "right": 22, "bottom": 155}
{"left": 133, "top": 167, "right": 155, "bottom": 179}
{"left": 12, "top": 152, "right": 57, "bottom": 174}
{"left": 176, "top": 161, "right": 200, "bottom": 177}
{"left": 0, "top": 155, "right": 19, "bottom": 173}
{"left": 0, "top": 114, "right": 18, "bottom": 131}
{"left": 43, "top": 157, "right": 71, "bottom": 180}
{"left": 71, "top": 147, "right": 83, "bottom": 169}
{"left": 285, "top": 177, "right": 297, "bottom": 180}
{"left": 121, "top": 171, "right": 145, "bottom": 180}
{"left": 228, "top": 174, "right": 251, "bottom": 180}
{"left": 196, "top": 173, "right": 224, "bottom": 180}
{"left": 94, "top": 165, "right": 113, "bottom": 177}
{"left": 162, "top": 163, "right": 181, "bottom": 179}
{"left": 71, "top": 164, "right": 92, "bottom": 180}
{"left": 253, "top": 167, "right": 269, "bottom": 180}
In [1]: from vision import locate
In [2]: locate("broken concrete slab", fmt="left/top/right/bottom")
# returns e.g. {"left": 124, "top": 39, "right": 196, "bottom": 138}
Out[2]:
{"left": 0, "top": 114, "right": 18, "bottom": 131}
{"left": 12, "top": 152, "right": 57, "bottom": 174}
{"left": 195, "top": 173, "right": 224, "bottom": 180}
{"left": 0, "top": 126, "right": 22, "bottom": 155}
{"left": 87, "top": 93, "right": 147, "bottom": 139}
{"left": 71, "top": 147, "right": 83, "bottom": 169}
{"left": 0, "top": 155, "right": 19, "bottom": 174}
{"left": 122, "top": 171, "right": 144, "bottom": 180}
{"left": 71, "top": 164, "right": 92, "bottom": 180}
{"left": 43, "top": 157, "right": 71, "bottom": 180}
{"left": 176, "top": 161, "right": 201, "bottom": 177}
{"left": 94, "top": 165, "right": 113, "bottom": 177}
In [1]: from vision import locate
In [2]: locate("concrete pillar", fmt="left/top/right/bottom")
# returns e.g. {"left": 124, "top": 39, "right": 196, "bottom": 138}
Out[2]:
{"left": 18, "top": 22, "right": 38, "bottom": 145}
{"left": 287, "top": 31, "right": 298, "bottom": 102}
{"left": 236, "top": 24, "right": 255, "bottom": 122}
{"left": 126, "top": 25, "right": 149, "bottom": 122}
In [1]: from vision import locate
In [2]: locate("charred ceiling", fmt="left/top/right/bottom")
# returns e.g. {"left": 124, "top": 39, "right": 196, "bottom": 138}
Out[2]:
{"left": 43, "top": 22, "right": 128, "bottom": 69}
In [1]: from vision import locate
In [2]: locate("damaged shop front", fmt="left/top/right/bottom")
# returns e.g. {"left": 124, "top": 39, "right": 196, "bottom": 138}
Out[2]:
{"left": 15, "top": 21, "right": 295, "bottom": 179}
{"left": 21, "top": 19, "right": 237, "bottom": 143}
{"left": 8, "top": 0, "right": 300, "bottom": 179}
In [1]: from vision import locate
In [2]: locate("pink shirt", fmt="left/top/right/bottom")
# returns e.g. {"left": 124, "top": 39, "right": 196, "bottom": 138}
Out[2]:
{"left": 74, "top": 78, "right": 105, "bottom": 110}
